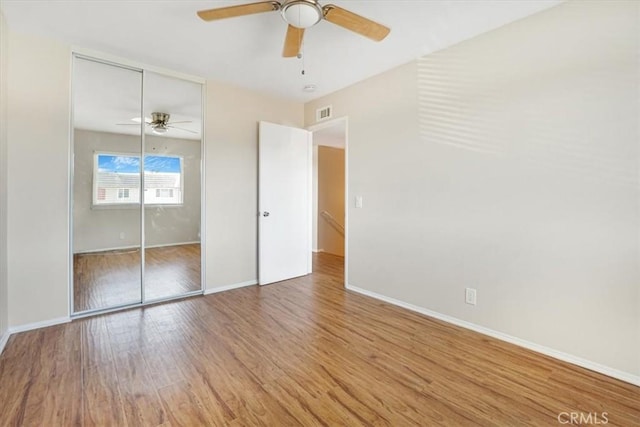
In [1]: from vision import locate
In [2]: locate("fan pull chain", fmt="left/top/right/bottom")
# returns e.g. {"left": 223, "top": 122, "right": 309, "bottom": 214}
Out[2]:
{"left": 299, "top": 5, "right": 304, "bottom": 75}
{"left": 300, "top": 35, "right": 305, "bottom": 75}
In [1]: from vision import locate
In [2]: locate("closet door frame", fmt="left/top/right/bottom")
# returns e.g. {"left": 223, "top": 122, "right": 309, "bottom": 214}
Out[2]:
{"left": 69, "top": 51, "right": 206, "bottom": 318}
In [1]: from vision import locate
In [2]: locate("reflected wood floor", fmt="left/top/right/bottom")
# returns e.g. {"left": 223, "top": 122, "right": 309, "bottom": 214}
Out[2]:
{"left": 74, "top": 244, "right": 201, "bottom": 312}
{"left": 2, "top": 253, "right": 639, "bottom": 425}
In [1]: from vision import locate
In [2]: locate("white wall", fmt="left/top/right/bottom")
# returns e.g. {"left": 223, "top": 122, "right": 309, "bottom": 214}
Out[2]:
{"left": 317, "top": 146, "right": 345, "bottom": 256}
{"left": 0, "top": 11, "right": 9, "bottom": 339}
{"left": 7, "top": 30, "right": 71, "bottom": 327}
{"left": 73, "top": 129, "right": 201, "bottom": 253}
{"left": 305, "top": 0, "right": 640, "bottom": 378}
{"left": 204, "top": 81, "right": 303, "bottom": 290}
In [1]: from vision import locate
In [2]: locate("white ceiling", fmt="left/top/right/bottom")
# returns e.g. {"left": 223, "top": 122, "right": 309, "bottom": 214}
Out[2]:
{"left": 74, "top": 58, "right": 203, "bottom": 139}
{"left": 1, "top": 1, "right": 562, "bottom": 103}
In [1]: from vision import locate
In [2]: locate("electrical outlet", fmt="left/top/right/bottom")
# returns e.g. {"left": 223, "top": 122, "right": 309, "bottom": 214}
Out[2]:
{"left": 465, "top": 288, "right": 477, "bottom": 305}
{"left": 119, "top": 232, "right": 125, "bottom": 240}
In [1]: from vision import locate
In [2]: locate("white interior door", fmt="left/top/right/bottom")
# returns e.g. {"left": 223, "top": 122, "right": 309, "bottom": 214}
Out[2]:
{"left": 259, "top": 121, "right": 312, "bottom": 285}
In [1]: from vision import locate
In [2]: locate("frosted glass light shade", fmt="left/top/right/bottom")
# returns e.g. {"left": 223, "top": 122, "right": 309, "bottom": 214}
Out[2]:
{"left": 152, "top": 126, "right": 168, "bottom": 134}
{"left": 282, "top": 2, "right": 322, "bottom": 29}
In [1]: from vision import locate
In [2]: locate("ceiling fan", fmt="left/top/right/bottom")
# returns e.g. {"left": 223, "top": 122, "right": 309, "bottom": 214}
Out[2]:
{"left": 117, "top": 112, "right": 196, "bottom": 135}
{"left": 197, "top": 0, "right": 391, "bottom": 58}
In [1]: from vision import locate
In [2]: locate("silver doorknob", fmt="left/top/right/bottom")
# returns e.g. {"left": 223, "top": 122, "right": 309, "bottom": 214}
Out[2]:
{"left": 263, "top": 211, "right": 270, "bottom": 217}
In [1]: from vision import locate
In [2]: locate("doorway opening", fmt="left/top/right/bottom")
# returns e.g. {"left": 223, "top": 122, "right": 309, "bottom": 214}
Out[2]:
{"left": 310, "top": 118, "right": 347, "bottom": 283}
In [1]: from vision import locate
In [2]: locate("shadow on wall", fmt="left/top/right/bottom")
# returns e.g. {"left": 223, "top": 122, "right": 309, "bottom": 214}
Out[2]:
{"left": 417, "top": 7, "right": 638, "bottom": 189}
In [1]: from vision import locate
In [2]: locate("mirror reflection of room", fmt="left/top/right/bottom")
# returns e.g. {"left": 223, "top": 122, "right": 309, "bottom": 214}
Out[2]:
{"left": 143, "top": 72, "right": 202, "bottom": 303}
{"left": 72, "top": 58, "right": 202, "bottom": 314}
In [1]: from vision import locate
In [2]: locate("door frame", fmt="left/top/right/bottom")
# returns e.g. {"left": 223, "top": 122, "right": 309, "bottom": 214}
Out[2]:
{"left": 307, "top": 116, "right": 349, "bottom": 287}
{"left": 68, "top": 51, "right": 207, "bottom": 318}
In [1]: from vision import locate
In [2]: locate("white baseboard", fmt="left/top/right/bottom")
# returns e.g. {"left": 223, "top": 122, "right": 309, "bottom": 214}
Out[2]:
{"left": 312, "top": 249, "right": 325, "bottom": 253}
{"left": 0, "top": 329, "right": 9, "bottom": 355}
{"left": 204, "top": 280, "right": 257, "bottom": 295}
{"left": 346, "top": 284, "right": 640, "bottom": 387}
{"left": 147, "top": 241, "right": 200, "bottom": 249}
{"left": 8, "top": 316, "right": 71, "bottom": 334}
{"left": 1, "top": 316, "right": 72, "bottom": 355}
{"left": 75, "top": 241, "right": 200, "bottom": 255}
{"left": 75, "top": 244, "right": 140, "bottom": 254}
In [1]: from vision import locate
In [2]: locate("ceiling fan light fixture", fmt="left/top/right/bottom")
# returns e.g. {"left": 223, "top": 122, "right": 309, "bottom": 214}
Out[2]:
{"left": 196, "top": 1, "right": 391, "bottom": 59}
{"left": 281, "top": 0, "right": 322, "bottom": 29}
{"left": 152, "top": 126, "right": 168, "bottom": 134}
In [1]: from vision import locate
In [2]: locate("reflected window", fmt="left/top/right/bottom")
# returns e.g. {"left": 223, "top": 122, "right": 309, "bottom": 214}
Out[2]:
{"left": 93, "top": 153, "right": 183, "bottom": 206}
{"left": 117, "top": 188, "right": 130, "bottom": 200}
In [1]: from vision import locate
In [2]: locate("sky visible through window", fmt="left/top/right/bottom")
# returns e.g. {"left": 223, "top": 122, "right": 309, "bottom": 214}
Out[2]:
{"left": 97, "top": 154, "right": 181, "bottom": 173}
{"left": 95, "top": 153, "right": 183, "bottom": 205}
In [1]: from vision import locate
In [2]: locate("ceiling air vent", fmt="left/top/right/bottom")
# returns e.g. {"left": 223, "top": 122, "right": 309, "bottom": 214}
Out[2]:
{"left": 316, "top": 105, "right": 332, "bottom": 122}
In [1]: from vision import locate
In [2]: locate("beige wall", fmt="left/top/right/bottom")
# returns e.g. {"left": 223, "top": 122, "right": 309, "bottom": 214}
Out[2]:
{"left": 73, "top": 129, "right": 201, "bottom": 252}
{"left": 317, "top": 146, "right": 345, "bottom": 256}
{"left": 306, "top": 1, "right": 640, "bottom": 377}
{"left": 0, "top": 11, "right": 9, "bottom": 338}
{"left": 4, "top": 27, "right": 303, "bottom": 325}
{"left": 204, "top": 81, "right": 303, "bottom": 289}
{"left": 7, "top": 30, "right": 71, "bottom": 327}
{"left": 312, "top": 145, "right": 318, "bottom": 251}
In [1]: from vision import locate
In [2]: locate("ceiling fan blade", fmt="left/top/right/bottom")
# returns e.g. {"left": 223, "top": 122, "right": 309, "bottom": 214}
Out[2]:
{"left": 322, "top": 4, "right": 390, "bottom": 42}
{"left": 167, "top": 125, "right": 198, "bottom": 134}
{"left": 166, "top": 121, "right": 193, "bottom": 125}
{"left": 197, "top": 1, "right": 280, "bottom": 22}
{"left": 116, "top": 123, "right": 141, "bottom": 126}
{"left": 283, "top": 25, "right": 304, "bottom": 58}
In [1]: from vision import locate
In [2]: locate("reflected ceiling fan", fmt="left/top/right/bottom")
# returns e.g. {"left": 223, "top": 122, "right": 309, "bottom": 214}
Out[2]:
{"left": 117, "top": 112, "right": 196, "bottom": 135}
{"left": 197, "top": 0, "right": 390, "bottom": 57}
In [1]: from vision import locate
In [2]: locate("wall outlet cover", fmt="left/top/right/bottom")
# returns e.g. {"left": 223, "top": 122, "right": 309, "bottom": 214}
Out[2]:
{"left": 465, "top": 288, "right": 477, "bottom": 305}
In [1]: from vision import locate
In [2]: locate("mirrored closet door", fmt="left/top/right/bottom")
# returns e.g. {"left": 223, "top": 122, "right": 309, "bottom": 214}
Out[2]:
{"left": 143, "top": 72, "right": 202, "bottom": 302}
{"left": 72, "top": 56, "right": 203, "bottom": 316}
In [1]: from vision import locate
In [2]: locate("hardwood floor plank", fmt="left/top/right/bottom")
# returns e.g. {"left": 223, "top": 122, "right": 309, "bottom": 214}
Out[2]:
{"left": 82, "top": 361, "right": 127, "bottom": 426}
{"left": 157, "top": 381, "right": 216, "bottom": 427}
{"left": 74, "top": 244, "right": 201, "bottom": 313}
{"left": 0, "top": 353, "right": 32, "bottom": 423}
{"left": 113, "top": 350, "right": 167, "bottom": 426}
{"left": 1, "top": 253, "right": 638, "bottom": 426}
{"left": 260, "top": 381, "right": 332, "bottom": 426}
{"left": 145, "top": 244, "right": 201, "bottom": 301}
{"left": 74, "top": 248, "right": 142, "bottom": 312}
{"left": 81, "top": 315, "right": 114, "bottom": 368}
{"left": 139, "top": 344, "right": 186, "bottom": 390}
{"left": 2, "top": 326, "right": 83, "bottom": 427}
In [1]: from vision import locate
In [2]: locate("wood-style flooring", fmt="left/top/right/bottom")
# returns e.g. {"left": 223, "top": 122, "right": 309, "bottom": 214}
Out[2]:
{"left": 2, "top": 253, "right": 639, "bottom": 426}
{"left": 73, "top": 244, "right": 201, "bottom": 313}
